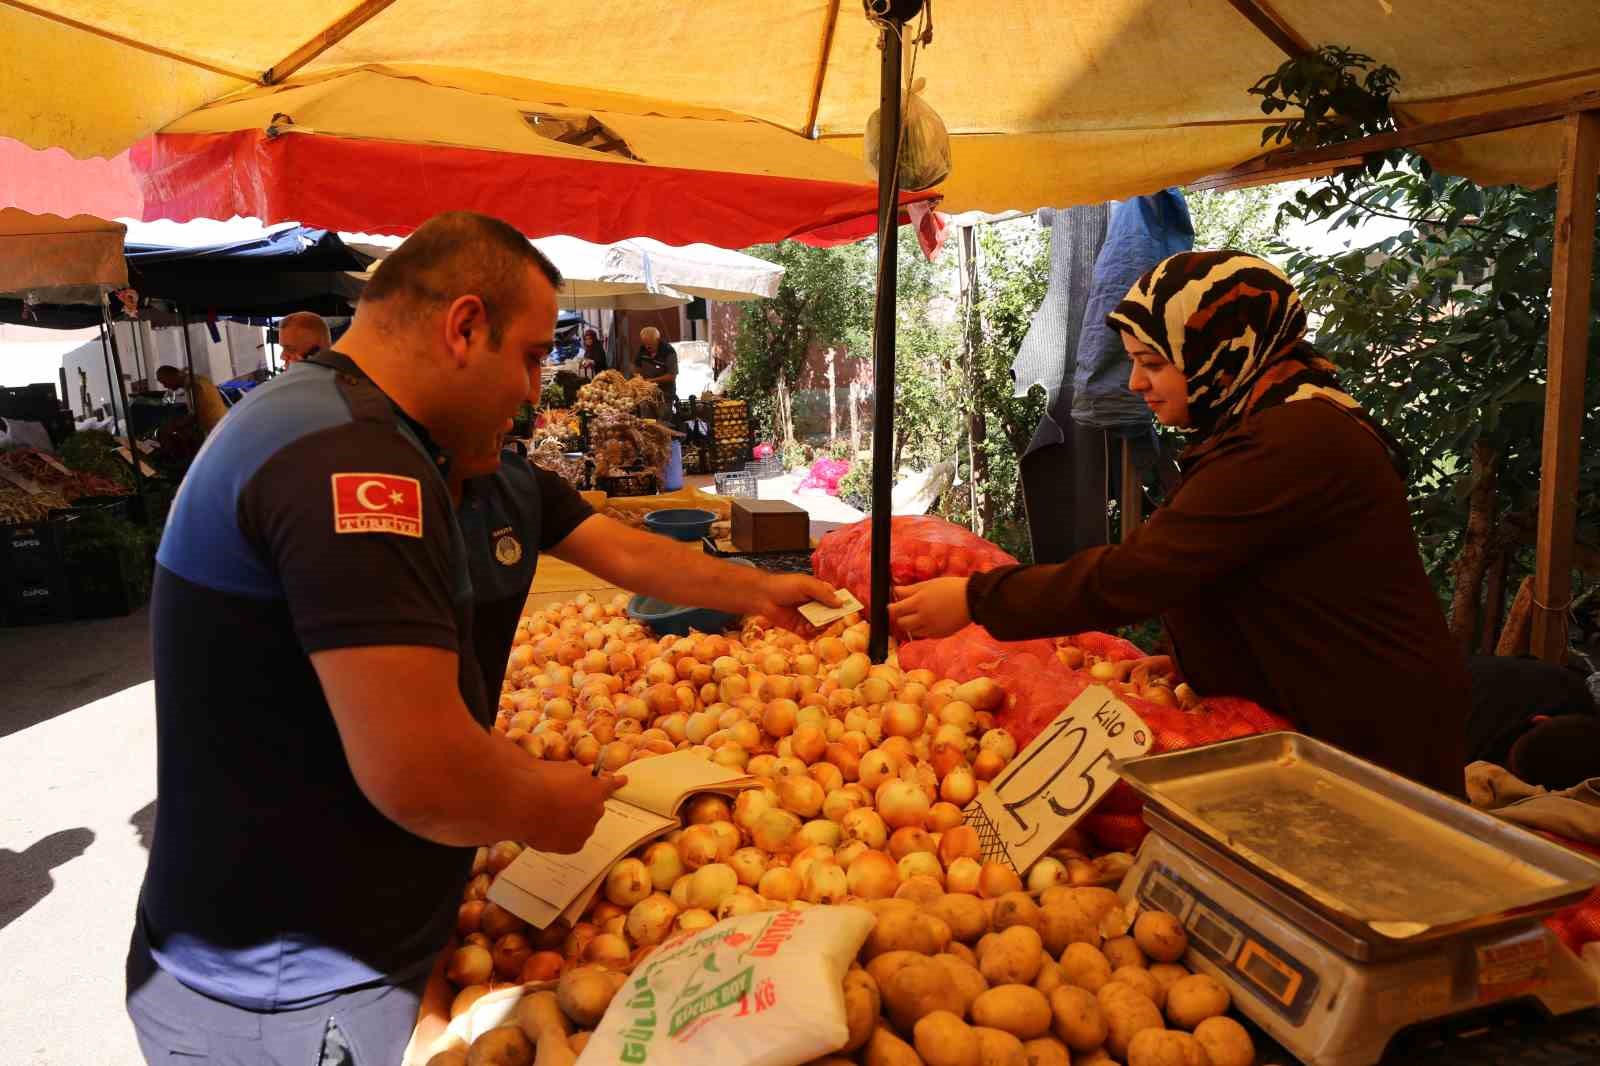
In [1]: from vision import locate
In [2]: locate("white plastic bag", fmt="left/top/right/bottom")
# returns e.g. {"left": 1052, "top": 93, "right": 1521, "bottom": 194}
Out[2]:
{"left": 577, "top": 905, "right": 874, "bottom": 1066}
{"left": 865, "top": 80, "right": 951, "bottom": 192}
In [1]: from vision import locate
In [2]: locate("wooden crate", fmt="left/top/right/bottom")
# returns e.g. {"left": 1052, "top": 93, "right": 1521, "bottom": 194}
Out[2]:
{"left": 731, "top": 498, "right": 810, "bottom": 553}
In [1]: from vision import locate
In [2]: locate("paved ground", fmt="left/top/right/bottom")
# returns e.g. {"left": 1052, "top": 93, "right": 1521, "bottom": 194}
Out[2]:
{"left": 0, "top": 677, "right": 154, "bottom": 1066}
{"left": 2, "top": 606, "right": 153, "bottom": 741}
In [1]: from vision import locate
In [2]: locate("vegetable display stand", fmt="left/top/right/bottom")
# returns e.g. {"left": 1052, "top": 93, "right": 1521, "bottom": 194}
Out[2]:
{"left": 57, "top": 500, "right": 154, "bottom": 619}
{"left": 1, "top": 519, "right": 72, "bottom": 625}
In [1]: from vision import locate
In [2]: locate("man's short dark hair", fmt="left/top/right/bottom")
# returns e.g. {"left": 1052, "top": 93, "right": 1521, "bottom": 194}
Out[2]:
{"left": 361, "top": 212, "right": 562, "bottom": 344}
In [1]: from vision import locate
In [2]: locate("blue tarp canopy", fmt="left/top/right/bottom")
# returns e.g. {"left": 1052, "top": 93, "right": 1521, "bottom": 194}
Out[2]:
{"left": 0, "top": 225, "right": 375, "bottom": 328}
{"left": 125, "top": 225, "right": 373, "bottom": 317}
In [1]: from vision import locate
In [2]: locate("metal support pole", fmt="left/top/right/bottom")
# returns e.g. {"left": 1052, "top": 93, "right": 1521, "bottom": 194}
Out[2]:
{"left": 178, "top": 308, "right": 199, "bottom": 417}
{"left": 102, "top": 308, "right": 146, "bottom": 505}
{"left": 97, "top": 324, "right": 121, "bottom": 434}
{"left": 867, "top": 17, "right": 906, "bottom": 663}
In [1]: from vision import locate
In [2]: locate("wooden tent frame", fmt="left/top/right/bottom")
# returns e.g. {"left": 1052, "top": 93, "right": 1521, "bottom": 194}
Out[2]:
{"left": 1194, "top": 93, "right": 1599, "bottom": 663}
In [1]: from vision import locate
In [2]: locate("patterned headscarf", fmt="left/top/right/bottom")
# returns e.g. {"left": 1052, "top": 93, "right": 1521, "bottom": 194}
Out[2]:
{"left": 1106, "top": 250, "right": 1403, "bottom": 471}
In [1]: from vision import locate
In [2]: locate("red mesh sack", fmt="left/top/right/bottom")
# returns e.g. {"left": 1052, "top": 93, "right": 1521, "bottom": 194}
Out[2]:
{"left": 1062, "top": 632, "right": 1147, "bottom": 662}
{"left": 812, "top": 517, "right": 1017, "bottom": 638}
{"left": 1538, "top": 835, "right": 1600, "bottom": 956}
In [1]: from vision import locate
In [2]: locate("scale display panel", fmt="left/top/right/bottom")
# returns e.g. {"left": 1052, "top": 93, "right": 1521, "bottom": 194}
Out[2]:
{"left": 1138, "top": 861, "right": 1321, "bottom": 1023}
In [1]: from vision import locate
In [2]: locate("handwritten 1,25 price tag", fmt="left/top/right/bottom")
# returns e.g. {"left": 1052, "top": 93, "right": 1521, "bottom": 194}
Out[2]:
{"left": 962, "top": 685, "right": 1152, "bottom": 875}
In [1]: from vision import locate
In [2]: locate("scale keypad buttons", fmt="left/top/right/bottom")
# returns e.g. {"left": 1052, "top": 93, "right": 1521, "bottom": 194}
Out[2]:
{"left": 1139, "top": 862, "right": 1320, "bottom": 1025}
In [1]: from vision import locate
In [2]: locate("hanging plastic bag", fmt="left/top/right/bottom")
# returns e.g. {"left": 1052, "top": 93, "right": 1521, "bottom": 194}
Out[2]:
{"left": 864, "top": 79, "right": 951, "bottom": 192}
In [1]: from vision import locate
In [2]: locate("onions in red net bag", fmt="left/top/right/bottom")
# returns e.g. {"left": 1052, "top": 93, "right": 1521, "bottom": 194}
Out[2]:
{"left": 811, "top": 516, "right": 1018, "bottom": 637}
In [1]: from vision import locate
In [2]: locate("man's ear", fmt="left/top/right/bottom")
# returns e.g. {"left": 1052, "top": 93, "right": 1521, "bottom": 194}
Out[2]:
{"left": 442, "top": 295, "right": 489, "bottom": 367}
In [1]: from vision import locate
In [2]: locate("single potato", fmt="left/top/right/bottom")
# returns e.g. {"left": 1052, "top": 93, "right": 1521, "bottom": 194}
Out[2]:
{"left": 1127, "top": 1028, "right": 1210, "bottom": 1066}
{"left": 1195, "top": 1016, "right": 1256, "bottom": 1066}
{"left": 885, "top": 958, "right": 968, "bottom": 1033}
{"left": 971, "top": 985, "right": 1054, "bottom": 1040}
{"left": 930, "top": 894, "right": 992, "bottom": 944}
{"left": 1133, "top": 912, "right": 1189, "bottom": 964}
{"left": 933, "top": 953, "right": 990, "bottom": 1016}
{"left": 1102, "top": 935, "right": 1147, "bottom": 970}
{"left": 465, "top": 1025, "right": 533, "bottom": 1066}
{"left": 843, "top": 969, "right": 882, "bottom": 1053}
{"left": 914, "top": 1010, "right": 982, "bottom": 1066}
{"left": 973, "top": 1026, "right": 1029, "bottom": 1066}
{"left": 1166, "top": 974, "right": 1232, "bottom": 1031}
{"left": 1059, "top": 942, "right": 1113, "bottom": 993}
{"left": 978, "top": 926, "right": 1045, "bottom": 986}
{"left": 992, "top": 893, "right": 1043, "bottom": 934}
{"left": 1112, "top": 965, "right": 1166, "bottom": 1009}
{"left": 1048, "top": 984, "right": 1108, "bottom": 1053}
{"left": 1020, "top": 1036, "right": 1071, "bottom": 1066}
{"left": 1098, "top": 981, "right": 1167, "bottom": 1060}
{"left": 864, "top": 1025, "right": 927, "bottom": 1066}
{"left": 1039, "top": 899, "right": 1102, "bottom": 956}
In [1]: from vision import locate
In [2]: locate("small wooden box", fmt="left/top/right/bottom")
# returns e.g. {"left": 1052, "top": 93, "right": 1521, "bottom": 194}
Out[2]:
{"left": 731, "top": 498, "right": 810, "bottom": 553}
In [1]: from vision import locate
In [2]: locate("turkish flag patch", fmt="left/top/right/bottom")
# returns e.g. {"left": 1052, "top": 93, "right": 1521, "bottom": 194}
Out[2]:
{"left": 330, "top": 473, "right": 424, "bottom": 538}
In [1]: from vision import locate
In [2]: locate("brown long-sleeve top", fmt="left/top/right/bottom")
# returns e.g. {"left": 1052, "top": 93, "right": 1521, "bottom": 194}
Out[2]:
{"left": 967, "top": 400, "right": 1469, "bottom": 794}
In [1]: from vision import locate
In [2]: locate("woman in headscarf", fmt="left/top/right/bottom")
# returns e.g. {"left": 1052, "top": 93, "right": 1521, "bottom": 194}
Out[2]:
{"left": 891, "top": 251, "right": 1469, "bottom": 793}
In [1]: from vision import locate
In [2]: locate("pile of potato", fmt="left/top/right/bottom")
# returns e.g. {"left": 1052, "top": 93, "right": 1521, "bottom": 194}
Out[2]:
{"left": 433, "top": 592, "right": 1255, "bottom": 1065}
{"left": 433, "top": 889, "right": 1255, "bottom": 1066}
{"left": 824, "top": 896, "right": 1254, "bottom": 1066}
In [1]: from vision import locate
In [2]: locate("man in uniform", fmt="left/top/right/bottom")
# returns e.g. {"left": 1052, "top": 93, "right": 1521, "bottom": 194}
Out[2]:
{"left": 278, "top": 310, "right": 332, "bottom": 365}
{"left": 128, "top": 212, "right": 834, "bottom": 1065}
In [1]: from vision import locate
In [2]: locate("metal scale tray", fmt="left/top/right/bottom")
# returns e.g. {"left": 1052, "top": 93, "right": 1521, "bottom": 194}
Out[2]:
{"left": 1115, "top": 733, "right": 1600, "bottom": 960}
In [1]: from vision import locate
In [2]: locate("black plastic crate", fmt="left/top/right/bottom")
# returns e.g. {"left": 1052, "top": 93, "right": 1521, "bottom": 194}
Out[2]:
{"left": 1, "top": 519, "right": 72, "bottom": 625}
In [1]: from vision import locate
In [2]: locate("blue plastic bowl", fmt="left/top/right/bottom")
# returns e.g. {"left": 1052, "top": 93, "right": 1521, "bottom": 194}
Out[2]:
{"left": 643, "top": 507, "right": 718, "bottom": 542}
{"left": 628, "top": 559, "right": 754, "bottom": 636}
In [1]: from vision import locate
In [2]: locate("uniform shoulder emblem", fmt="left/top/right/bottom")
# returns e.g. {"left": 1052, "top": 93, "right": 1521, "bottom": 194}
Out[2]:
{"left": 330, "top": 473, "right": 424, "bottom": 538}
{"left": 495, "top": 533, "right": 523, "bottom": 566}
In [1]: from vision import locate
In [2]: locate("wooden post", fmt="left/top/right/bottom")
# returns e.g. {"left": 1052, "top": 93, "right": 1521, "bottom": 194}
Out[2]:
{"left": 1120, "top": 438, "right": 1143, "bottom": 539}
{"left": 1531, "top": 110, "right": 1600, "bottom": 662}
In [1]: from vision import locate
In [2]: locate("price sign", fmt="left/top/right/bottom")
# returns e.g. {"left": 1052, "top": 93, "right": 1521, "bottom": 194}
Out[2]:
{"left": 963, "top": 685, "right": 1151, "bottom": 874}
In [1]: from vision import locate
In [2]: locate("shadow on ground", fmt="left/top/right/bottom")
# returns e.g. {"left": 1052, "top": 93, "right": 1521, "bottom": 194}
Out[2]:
{"left": 0, "top": 827, "right": 95, "bottom": 931}
{"left": 1, "top": 606, "right": 151, "bottom": 740}
{"left": 130, "top": 800, "right": 156, "bottom": 851}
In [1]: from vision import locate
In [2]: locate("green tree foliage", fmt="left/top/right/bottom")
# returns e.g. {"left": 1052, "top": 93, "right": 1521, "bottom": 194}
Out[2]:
{"left": 1187, "top": 187, "right": 1280, "bottom": 256}
{"left": 726, "top": 241, "right": 873, "bottom": 439}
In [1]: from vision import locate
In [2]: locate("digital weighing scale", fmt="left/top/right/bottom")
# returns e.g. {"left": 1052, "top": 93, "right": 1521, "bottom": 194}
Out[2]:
{"left": 1113, "top": 733, "right": 1600, "bottom": 1066}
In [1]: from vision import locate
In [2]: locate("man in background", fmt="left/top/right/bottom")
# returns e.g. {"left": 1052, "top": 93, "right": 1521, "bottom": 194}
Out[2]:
{"left": 278, "top": 311, "right": 332, "bottom": 365}
{"left": 155, "top": 364, "right": 227, "bottom": 436}
{"left": 633, "top": 325, "right": 678, "bottom": 394}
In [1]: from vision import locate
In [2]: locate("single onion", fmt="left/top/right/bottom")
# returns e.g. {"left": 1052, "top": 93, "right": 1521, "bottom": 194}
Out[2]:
{"left": 940, "top": 766, "right": 978, "bottom": 807}
{"left": 677, "top": 825, "right": 720, "bottom": 870}
{"left": 804, "top": 860, "right": 849, "bottom": 904}
{"left": 751, "top": 808, "right": 802, "bottom": 853}
{"left": 822, "top": 787, "right": 864, "bottom": 823}
{"left": 888, "top": 826, "right": 936, "bottom": 861}
{"left": 757, "top": 867, "right": 803, "bottom": 902}
{"left": 978, "top": 862, "right": 1024, "bottom": 899}
{"left": 858, "top": 750, "right": 896, "bottom": 792}
{"left": 798, "top": 818, "right": 843, "bottom": 850}
{"left": 945, "top": 857, "right": 983, "bottom": 895}
{"left": 808, "top": 761, "right": 845, "bottom": 794}
{"left": 897, "top": 851, "right": 944, "bottom": 885}
{"left": 883, "top": 702, "right": 926, "bottom": 739}
{"left": 685, "top": 863, "right": 739, "bottom": 911}
{"left": 728, "top": 847, "right": 768, "bottom": 886}
{"left": 840, "top": 808, "right": 889, "bottom": 850}
{"left": 605, "top": 858, "right": 652, "bottom": 908}
{"left": 586, "top": 932, "right": 631, "bottom": 968}
{"left": 968, "top": 743, "right": 1005, "bottom": 778}
{"left": 835, "top": 839, "right": 872, "bottom": 869}
{"left": 926, "top": 801, "right": 964, "bottom": 833}
{"left": 626, "top": 893, "right": 679, "bottom": 947}
{"left": 447, "top": 944, "right": 493, "bottom": 986}
{"left": 1026, "top": 857, "right": 1069, "bottom": 894}
{"left": 876, "top": 779, "right": 932, "bottom": 830}
{"left": 706, "top": 820, "right": 742, "bottom": 860}
{"left": 791, "top": 845, "right": 836, "bottom": 886}
{"left": 846, "top": 850, "right": 901, "bottom": 900}
{"left": 641, "top": 841, "right": 685, "bottom": 891}
{"left": 938, "top": 824, "right": 982, "bottom": 866}
{"left": 777, "top": 775, "right": 825, "bottom": 818}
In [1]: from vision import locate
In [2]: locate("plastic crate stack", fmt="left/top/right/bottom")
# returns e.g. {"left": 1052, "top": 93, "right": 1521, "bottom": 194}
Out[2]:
{"left": 711, "top": 400, "right": 750, "bottom": 472}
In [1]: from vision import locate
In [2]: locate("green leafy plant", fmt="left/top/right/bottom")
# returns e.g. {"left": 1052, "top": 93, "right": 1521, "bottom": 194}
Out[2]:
{"left": 1249, "top": 45, "right": 1400, "bottom": 150}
